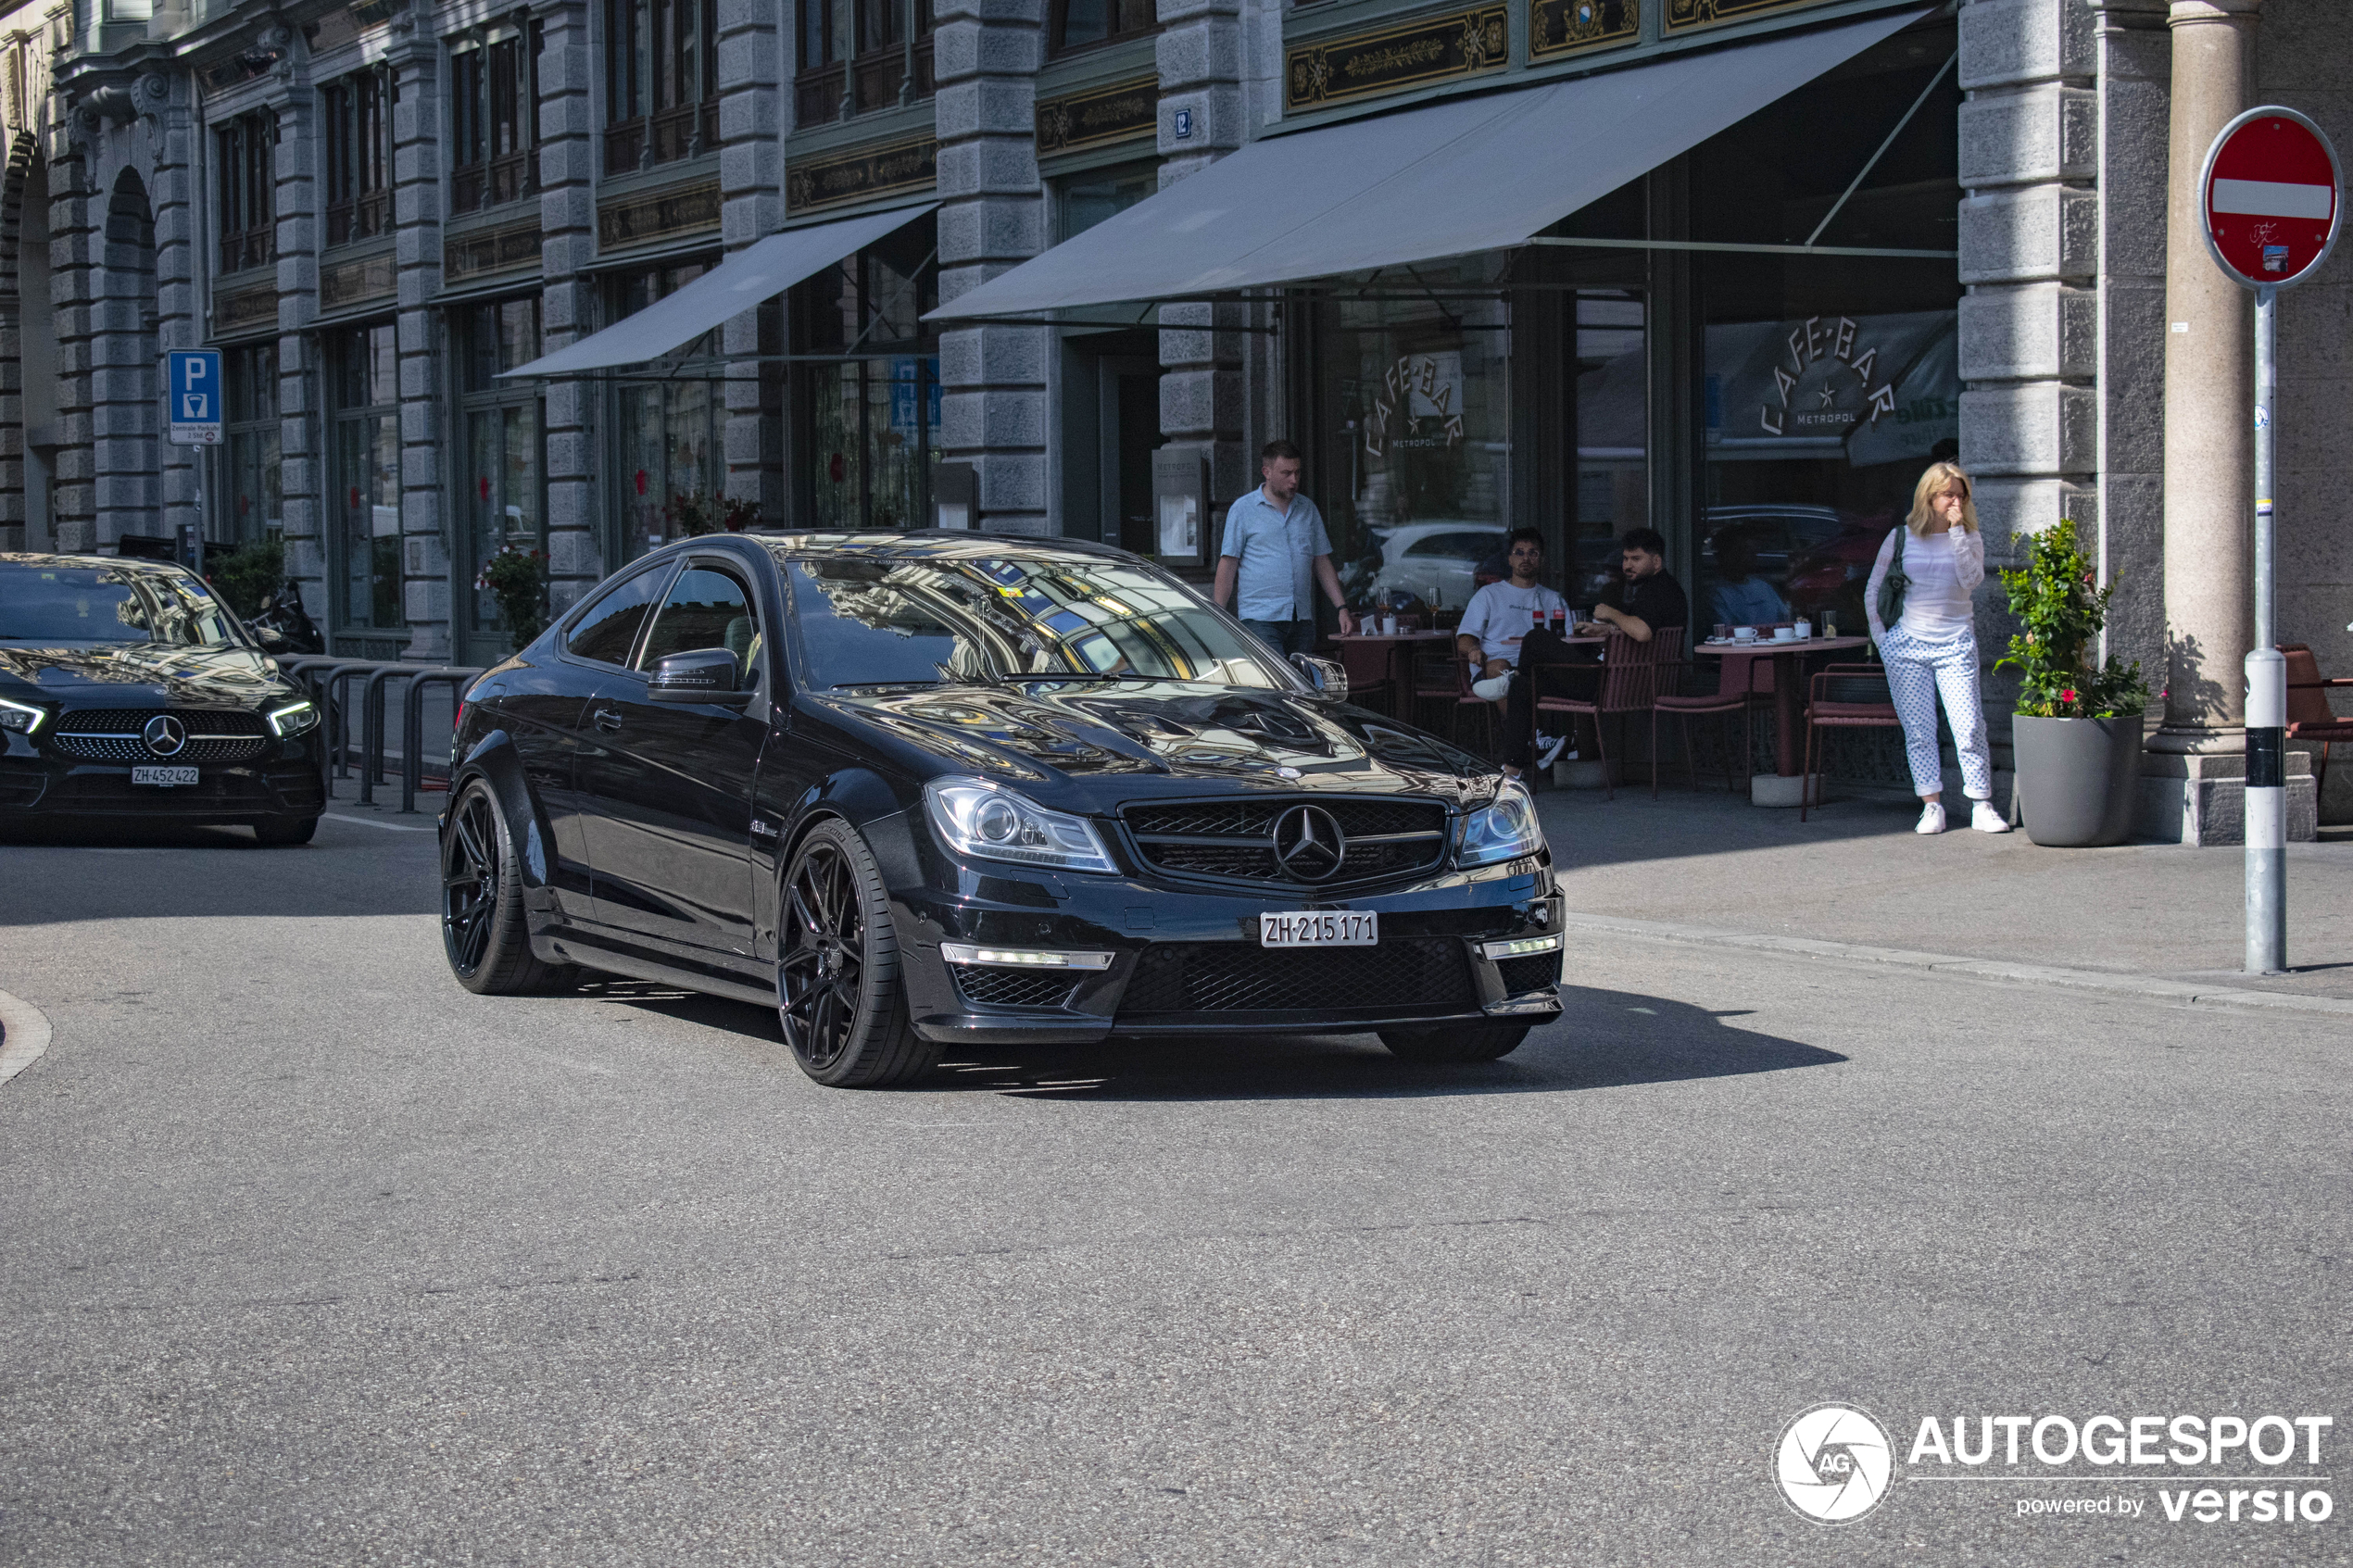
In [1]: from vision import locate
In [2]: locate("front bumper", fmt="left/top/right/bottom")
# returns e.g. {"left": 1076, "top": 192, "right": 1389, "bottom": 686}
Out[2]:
{"left": 871, "top": 814, "right": 1565, "bottom": 1046}
{"left": 0, "top": 738, "right": 327, "bottom": 821}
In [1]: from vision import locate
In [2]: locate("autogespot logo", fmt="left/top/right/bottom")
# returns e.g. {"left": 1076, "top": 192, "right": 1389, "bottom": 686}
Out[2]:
{"left": 1776, "top": 1403, "right": 1895, "bottom": 1524}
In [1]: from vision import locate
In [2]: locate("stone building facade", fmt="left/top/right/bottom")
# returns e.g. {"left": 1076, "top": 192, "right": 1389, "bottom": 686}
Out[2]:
{"left": 0, "top": 0, "right": 2345, "bottom": 831}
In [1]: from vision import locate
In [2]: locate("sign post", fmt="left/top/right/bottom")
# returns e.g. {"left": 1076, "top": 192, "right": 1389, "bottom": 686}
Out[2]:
{"left": 2198, "top": 107, "right": 2342, "bottom": 975}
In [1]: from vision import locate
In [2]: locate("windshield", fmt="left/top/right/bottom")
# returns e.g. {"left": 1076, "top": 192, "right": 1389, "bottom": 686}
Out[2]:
{"left": 0, "top": 563, "right": 242, "bottom": 647}
{"left": 781, "top": 551, "right": 1292, "bottom": 692}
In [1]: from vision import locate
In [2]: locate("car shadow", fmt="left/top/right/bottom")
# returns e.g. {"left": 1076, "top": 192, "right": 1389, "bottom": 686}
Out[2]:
{"left": 583, "top": 979, "right": 1843, "bottom": 1102}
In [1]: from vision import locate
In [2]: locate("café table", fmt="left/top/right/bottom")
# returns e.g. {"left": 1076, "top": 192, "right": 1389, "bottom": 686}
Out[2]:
{"left": 1693, "top": 634, "right": 1871, "bottom": 805}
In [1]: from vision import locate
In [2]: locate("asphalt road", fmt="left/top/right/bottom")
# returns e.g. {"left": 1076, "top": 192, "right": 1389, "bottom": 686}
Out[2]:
{"left": 2, "top": 811, "right": 2347, "bottom": 1567}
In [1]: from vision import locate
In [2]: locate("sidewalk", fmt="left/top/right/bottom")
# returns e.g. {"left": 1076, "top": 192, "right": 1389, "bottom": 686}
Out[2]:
{"left": 1532, "top": 782, "right": 2353, "bottom": 1010}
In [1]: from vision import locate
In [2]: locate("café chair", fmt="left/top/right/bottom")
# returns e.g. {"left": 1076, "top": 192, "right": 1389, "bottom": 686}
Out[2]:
{"left": 1650, "top": 649, "right": 1766, "bottom": 797}
{"left": 1799, "top": 663, "right": 1902, "bottom": 822}
{"left": 1414, "top": 649, "right": 1497, "bottom": 752}
{"left": 1532, "top": 628, "right": 1682, "bottom": 800}
{"left": 2282, "top": 643, "right": 2352, "bottom": 799}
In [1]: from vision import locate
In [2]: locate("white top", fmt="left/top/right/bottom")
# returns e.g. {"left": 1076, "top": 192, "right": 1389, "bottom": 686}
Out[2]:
{"left": 1458, "top": 580, "right": 1568, "bottom": 661}
{"left": 1866, "top": 526, "right": 1984, "bottom": 644}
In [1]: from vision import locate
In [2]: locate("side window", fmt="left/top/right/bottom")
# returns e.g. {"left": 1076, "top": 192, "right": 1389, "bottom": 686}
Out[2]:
{"left": 565, "top": 564, "right": 673, "bottom": 666}
{"left": 636, "top": 565, "right": 760, "bottom": 680}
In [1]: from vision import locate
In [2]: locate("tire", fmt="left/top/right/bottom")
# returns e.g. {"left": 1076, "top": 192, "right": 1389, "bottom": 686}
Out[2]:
{"left": 251, "top": 814, "right": 319, "bottom": 847}
{"left": 776, "top": 819, "right": 937, "bottom": 1088}
{"left": 440, "top": 779, "right": 576, "bottom": 996}
{"left": 1378, "top": 1022, "right": 1530, "bottom": 1063}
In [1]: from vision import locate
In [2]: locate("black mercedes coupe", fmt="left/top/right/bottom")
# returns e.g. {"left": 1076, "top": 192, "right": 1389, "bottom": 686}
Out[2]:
{"left": 440, "top": 532, "right": 1564, "bottom": 1086}
{"left": 0, "top": 554, "right": 326, "bottom": 842}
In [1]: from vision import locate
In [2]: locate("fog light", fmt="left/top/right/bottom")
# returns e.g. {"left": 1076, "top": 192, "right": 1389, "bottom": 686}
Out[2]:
{"left": 939, "top": 943, "right": 1114, "bottom": 971}
{"left": 1478, "top": 934, "right": 1563, "bottom": 960}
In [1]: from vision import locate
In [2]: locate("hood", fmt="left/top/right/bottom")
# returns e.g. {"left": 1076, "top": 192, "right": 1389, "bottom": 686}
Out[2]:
{"left": 811, "top": 681, "right": 1501, "bottom": 809}
{"left": 0, "top": 642, "right": 297, "bottom": 709}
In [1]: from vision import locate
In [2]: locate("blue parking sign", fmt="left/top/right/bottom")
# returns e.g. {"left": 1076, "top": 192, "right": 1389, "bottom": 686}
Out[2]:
{"left": 167, "top": 350, "right": 224, "bottom": 445}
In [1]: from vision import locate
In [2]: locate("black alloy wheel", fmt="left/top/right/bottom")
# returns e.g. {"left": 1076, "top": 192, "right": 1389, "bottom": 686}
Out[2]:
{"left": 440, "top": 779, "right": 574, "bottom": 995}
{"left": 776, "top": 819, "right": 936, "bottom": 1088}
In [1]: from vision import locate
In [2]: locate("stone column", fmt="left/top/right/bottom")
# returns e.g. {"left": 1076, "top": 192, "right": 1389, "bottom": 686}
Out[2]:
{"left": 536, "top": 0, "right": 603, "bottom": 614}
{"left": 2155, "top": 0, "right": 2258, "bottom": 746}
{"left": 1157, "top": 0, "right": 1249, "bottom": 523}
{"left": 272, "top": 81, "right": 330, "bottom": 635}
{"left": 149, "top": 77, "right": 201, "bottom": 554}
{"left": 935, "top": 0, "right": 1049, "bottom": 535}
{"left": 717, "top": 0, "right": 785, "bottom": 522}
{"left": 391, "top": 47, "right": 450, "bottom": 662}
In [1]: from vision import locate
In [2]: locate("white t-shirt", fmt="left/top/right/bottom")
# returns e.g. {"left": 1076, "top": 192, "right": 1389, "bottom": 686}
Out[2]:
{"left": 1459, "top": 580, "right": 1568, "bottom": 662}
{"left": 1865, "top": 526, "right": 1984, "bottom": 643}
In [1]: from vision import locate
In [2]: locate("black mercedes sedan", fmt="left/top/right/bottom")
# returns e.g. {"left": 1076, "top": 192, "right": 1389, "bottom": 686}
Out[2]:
{"left": 0, "top": 554, "right": 326, "bottom": 842}
{"left": 441, "top": 531, "right": 1564, "bottom": 1086}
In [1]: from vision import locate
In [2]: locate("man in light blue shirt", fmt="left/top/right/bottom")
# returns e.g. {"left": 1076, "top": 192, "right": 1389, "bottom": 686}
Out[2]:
{"left": 1211, "top": 439, "right": 1355, "bottom": 655}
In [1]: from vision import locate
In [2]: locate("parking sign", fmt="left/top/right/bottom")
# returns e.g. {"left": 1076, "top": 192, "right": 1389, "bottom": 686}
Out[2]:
{"left": 167, "top": 350, "right": 224, "bottom": 445}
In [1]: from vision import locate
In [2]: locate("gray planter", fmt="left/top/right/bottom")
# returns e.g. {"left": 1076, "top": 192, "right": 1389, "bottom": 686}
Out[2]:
{"left": 2012, "top": 714, "right": 2142, "bottom": 847}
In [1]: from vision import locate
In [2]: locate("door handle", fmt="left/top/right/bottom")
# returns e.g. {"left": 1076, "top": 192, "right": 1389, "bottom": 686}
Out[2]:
{"left": 592, "top": 707, "right": 623, "bottom": 731}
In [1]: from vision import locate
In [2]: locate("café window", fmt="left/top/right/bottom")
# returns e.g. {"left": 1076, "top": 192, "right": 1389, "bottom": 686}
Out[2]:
{"left": 1311, "top": 255, "right": 1511, "bottom": 620}
{"left": 219, "top": 344, "right": 281, "bottom": 548}
{"left": 453, "top": 24, "right": 542, "bottom": 214}
{"left": 457, "top": 297, "right": 546, "bottom": 653}
{"left": 796, "top": 0, "right": 935, "bottom": 125}
{"left": 216, "top": 111, "right": 276, "bottom": 275}
{"left": 791, "top": 215, "right": 938, "bottom": 531}
{"left": 322, "top": 67, "right": 396, "bottom": 247}
{"left": 1692, "top": 22, "right": 1958, "bottom": 640}
{"left": 328, "top": 322, "right": 405, "bottom": 631}
{"left": 606, "top": 0, "right": 718, "bottom": 171}
{"left": 608, "top": 260, "right": 724, "bottom": 560}
{"left": 1048, "top": 0, "right": 1155, "bottom": 55}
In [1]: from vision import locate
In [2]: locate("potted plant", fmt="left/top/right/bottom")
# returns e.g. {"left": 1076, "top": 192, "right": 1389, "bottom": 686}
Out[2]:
{"left": 1994, "top": 519, "right": 2149, "bottom": 847}
{"left": 476, "top": 543, "right": 549, "bottom": 650}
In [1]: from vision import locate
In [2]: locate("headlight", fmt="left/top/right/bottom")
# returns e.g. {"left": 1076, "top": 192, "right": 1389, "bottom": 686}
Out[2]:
{"left": 0, "top": 696, "right": 47, "bottom": 734}
{"left": 266, "top": 699, "right": 320, "bottom": 738}
{"left": 1457, "top": 780, "right": 1544, "bottom": 867}
{"left": 925, "top": 777, "right": 1115, "bottom": 875}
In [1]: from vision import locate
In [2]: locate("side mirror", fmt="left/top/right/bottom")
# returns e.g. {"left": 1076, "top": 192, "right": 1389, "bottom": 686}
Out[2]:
{"left": 1289, "top": 653, "right": 1349, "bottom": 701}
{"left": 648, "top": 646, "right": 752, "bottom": 706}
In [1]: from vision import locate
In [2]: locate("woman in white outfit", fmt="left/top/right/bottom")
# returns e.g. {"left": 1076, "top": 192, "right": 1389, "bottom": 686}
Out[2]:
{"left": 1865, "top": 462, "right": 2011, "bottom": 835}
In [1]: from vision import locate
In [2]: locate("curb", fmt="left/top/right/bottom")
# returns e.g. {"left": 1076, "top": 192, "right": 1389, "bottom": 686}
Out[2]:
{"left": 0, "top": 988, "right": 52, "bottom": 1086}
{"left": 1554, "top": 913, "right": 2353, "bottom": 1021}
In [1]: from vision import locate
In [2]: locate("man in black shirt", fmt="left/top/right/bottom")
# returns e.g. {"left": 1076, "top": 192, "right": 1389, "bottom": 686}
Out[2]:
{"left": 1575, "top": 527, "right": 1688, "bottom": 643}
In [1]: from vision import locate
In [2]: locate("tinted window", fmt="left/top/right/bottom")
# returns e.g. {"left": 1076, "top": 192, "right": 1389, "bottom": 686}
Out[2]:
{"left": 565, "top": 564, "right": 672, "bottom": 666}
{"left": 780, "top": 551, "right": 1289, "bottom": 691}
{"left": 1403, "top": 531, "right": 1502, "bottom": 560}
{"left": 0, "top": 564, "right": 239, "bottom": 647}
{"left": 637, "top": 566, "right": 758, "bottom": 675}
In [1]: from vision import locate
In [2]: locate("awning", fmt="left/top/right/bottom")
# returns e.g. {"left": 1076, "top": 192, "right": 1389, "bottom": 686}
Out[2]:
{"left": 504, "top": 203, "right": 936, "bottom": 377}
{"left": 930, "top": 7, "right": 1923, "bottom": 322}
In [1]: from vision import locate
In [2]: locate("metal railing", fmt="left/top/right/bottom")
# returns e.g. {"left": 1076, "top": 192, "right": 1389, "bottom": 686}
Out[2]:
{"left": 275, "top": 658, "right": 488, "bottom": 817}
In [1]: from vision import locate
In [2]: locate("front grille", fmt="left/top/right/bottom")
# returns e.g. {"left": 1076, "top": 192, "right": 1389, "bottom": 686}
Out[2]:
{"left": 1121, "top": 796, "right": 1450, "bottom": 887}
{"left": 950, "top": 965, "right": 1079, "bottom": 1010}
{"left": 1118, "top": 937, "right": 1475, "bottom": 1017}
{"left": 52, "top": 709, "right": 270, "bottom": 763}
{"left": 1496, "top": 953, "right": 1560, "bottom": 996}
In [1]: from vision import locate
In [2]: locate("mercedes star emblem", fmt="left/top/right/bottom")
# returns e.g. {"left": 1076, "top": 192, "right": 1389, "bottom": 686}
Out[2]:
{"left": 1271, "top": 803, "right": 1346, "bottom": 882}
{"left": 143, "top": 713, "right": 188, "bottom": 758}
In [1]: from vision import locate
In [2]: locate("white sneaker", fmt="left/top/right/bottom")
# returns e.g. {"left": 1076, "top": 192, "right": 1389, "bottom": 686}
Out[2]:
{"left": 1535, "top": 733, "right": 1569, "bottom": 770}
{"left": 1471, "top": 671, "right": 1515, "bottom": 701}
{"left": 1970, "top": 801, "right": 2012, "bottom": 834}
{"left": 1915, "top": 801, "right": 1946, "bottom": 834}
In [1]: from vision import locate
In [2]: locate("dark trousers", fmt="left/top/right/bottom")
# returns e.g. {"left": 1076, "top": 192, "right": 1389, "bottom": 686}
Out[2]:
{"left": 1499, "top": 627, "right": 1599, "bottom": 769}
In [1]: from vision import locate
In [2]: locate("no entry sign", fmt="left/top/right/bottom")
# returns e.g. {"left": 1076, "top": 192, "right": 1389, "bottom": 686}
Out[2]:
{"left": 2201, "top": 107, "right": 2342, "bottom": 289}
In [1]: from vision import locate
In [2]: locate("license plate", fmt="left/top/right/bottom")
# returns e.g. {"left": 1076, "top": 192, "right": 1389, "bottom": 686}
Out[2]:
{"left": 1259, "top": 910, "right": 1377, "bottom": 947}
{"left": 131, "top": 766, "right": 199, "bottom": 787}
